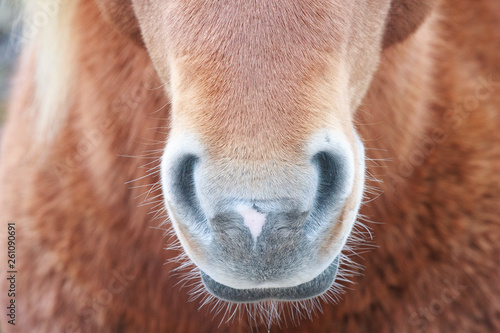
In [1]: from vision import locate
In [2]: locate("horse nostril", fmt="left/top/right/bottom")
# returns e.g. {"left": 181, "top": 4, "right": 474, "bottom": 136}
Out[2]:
{"left": 169, "top": 154, "right": 208, "bottom": 227}
{"left": 312, "top": 151, "right": 346, "bottom": 208}
{"left": 174, "top": 155, "right": 199, "bottom": 207}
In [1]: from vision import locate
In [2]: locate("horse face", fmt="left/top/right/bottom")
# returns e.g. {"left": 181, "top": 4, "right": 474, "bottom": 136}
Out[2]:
{"left": 97, "top": 0, "right": 432, "bottom": 302}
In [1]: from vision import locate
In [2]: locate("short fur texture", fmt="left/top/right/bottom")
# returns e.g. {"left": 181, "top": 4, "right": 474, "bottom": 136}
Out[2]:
{"left": 1, "top": 0, "right": 499, "bottom": 332}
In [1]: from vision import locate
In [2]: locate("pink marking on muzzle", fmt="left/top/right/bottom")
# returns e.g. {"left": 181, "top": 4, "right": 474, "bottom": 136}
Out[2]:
{"left": 236, "top": 204, "right": 266, "bottom": 242}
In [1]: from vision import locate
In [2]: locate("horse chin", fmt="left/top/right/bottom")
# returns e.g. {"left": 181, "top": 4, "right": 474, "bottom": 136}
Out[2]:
{"left": 200, "top": 256, "right": 340, "bottom": 303}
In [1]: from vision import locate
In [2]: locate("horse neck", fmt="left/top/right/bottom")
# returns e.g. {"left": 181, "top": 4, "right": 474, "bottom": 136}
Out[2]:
{"left": 62, "top": 0, "right": 167, "bottom": 185}
{"left": 13, "top": 0, "right": 172, "bottom": 226}
{"left": 360, "top": 0, "right": 500, "bottom": 199}
{"left": 357, "top": 20, "right": 437, "bottom": 198}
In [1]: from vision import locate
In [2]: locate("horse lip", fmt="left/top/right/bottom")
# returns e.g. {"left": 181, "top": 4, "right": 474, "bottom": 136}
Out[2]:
{"left": 200, "top": 256, "right": 340, "bottom": 303}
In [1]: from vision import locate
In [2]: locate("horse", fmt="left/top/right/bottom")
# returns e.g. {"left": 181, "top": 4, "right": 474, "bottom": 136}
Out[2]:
{"left": 1, "top": 0, "right": 499, "bottom": 331}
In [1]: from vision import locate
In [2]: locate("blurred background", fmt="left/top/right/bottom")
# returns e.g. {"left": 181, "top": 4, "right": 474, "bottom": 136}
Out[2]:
{"left": 0, "top": 2, "right": 20, "bottom": 126}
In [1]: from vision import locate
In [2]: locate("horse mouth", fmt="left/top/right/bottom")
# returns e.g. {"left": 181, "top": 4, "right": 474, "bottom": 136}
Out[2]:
{"left": 200, "top": 256, "right": 340, "bottom": 303}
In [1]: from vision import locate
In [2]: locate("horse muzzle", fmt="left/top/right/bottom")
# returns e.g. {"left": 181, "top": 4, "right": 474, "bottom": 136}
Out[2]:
{"left": 161, "top": 131, "right": 364, "bottom": 302}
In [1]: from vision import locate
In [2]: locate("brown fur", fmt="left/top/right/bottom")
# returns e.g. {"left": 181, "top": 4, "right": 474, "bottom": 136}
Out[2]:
{"left": 1, "top": 0, "right": 500, "bottom": 332}
{"left": 95, "top": 0, "right": 143, "bottom": 46}
{"left": 383, "top": 0, "right": 437, "bottom": 48}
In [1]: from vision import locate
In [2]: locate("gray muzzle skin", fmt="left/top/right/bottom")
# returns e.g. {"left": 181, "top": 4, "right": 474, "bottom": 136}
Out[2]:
{"left": 201, "top": 256, "right": 340, "bottom": 303}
